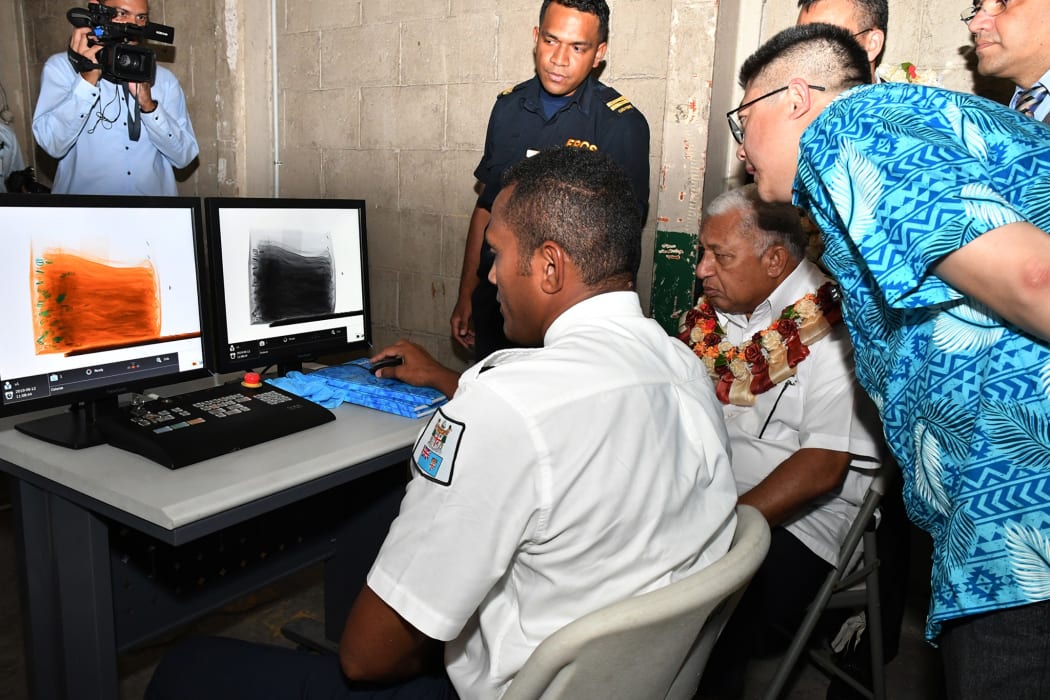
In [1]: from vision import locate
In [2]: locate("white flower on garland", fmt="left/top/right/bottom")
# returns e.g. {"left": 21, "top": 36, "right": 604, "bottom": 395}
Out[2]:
{"left": 878, "top": 61, "right": 941, "bottom": 86}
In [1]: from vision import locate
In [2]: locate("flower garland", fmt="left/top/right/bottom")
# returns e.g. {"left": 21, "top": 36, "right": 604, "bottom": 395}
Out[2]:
{"left": 876, "top": 61, "right": 941, "bottom": 87}
{"left": 677, "top": 282, "right": 842, "bottom": 406}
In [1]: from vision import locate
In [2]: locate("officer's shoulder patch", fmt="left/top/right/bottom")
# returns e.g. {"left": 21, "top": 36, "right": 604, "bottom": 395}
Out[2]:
{"left": 605, "top": 94, "right": 635, "bottom": 114}
{"left": 595, "top": 84, "right": 636, "bottom": 114}
{"left": 411, "top": 408, "right": 464, "bottom": 486}
{"left": 498, "top": 80, "right": 531, "bottom": 98}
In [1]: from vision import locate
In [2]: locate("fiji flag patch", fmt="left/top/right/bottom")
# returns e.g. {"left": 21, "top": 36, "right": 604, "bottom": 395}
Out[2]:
{"left": 412, "top": 409, "right": 464, "bottom": 485}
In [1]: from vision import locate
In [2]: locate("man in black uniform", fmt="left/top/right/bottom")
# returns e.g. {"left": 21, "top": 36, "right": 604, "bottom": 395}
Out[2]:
{"left": 450, "top": 0, "right": 650, "bottom": 359}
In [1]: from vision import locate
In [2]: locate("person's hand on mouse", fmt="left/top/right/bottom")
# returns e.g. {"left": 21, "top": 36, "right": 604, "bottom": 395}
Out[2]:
{"left": 370, "top": 339, "right": 461, "bottom": 398}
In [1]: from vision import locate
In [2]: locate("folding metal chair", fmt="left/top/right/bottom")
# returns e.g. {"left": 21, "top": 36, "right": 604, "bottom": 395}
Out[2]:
{"left": 763, "top": 463, "right": 894, "bottom": 700}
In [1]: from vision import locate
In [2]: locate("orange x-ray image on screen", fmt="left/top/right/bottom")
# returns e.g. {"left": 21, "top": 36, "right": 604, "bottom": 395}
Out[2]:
{"left": 32, "top": 249, "right": 161, "bottom": 356}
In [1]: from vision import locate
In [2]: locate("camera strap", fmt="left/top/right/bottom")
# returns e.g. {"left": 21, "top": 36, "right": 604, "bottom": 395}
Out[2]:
{"left": 67, "top": 48, "right": 102, "bottom": 75}
{"left": 122, "top": 84, "right": 142, "bottom": 142}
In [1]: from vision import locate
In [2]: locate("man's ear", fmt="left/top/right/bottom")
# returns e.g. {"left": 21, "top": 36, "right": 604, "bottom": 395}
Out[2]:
{"left": 764, "top": 244, "right": 790, "bottom": 278}
{"left": 864, "top": 29, "right": 886, "bottom": 68}
{"left": 538, "top": 241, "right": 567, "bottom": 294}
{"left": 593, "top": 42, "right": 608, "bottom": 68}
{"left": 785, "top": 78, "right": 822, "bottom": 122}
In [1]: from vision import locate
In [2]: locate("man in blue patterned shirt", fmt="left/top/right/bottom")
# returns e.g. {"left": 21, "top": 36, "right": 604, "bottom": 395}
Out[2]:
{"left": 730, "top": 22, "right": 1050, "bottom": 699}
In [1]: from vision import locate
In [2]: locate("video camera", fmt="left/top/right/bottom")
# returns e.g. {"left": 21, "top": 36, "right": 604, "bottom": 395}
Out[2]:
{"left": 66, "top": 3, "right": 175, "bottom": 85}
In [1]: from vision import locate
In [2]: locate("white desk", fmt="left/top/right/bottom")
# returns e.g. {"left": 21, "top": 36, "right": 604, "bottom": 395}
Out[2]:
{"left": 0, "top": 400, "right": 426, "bottom": 700}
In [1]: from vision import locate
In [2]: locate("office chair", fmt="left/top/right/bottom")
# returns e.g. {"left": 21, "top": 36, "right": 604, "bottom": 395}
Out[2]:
{"left": 763, "top": 463, "right": 894, "bottom": 700}
{"left": 502, "top": 504, "right": 771, "bottom": 700}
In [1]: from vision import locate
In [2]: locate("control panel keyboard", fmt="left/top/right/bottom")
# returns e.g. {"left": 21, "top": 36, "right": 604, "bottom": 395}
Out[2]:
{"left": 95, "top": 381, "right": 336, "bottom": 469}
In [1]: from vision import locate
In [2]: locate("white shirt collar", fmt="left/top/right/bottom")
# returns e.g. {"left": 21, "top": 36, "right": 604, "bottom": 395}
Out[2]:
{"left": 715, "top": 261, "right": 831, "bottom": 342}
{"left": 544, "top": 291, "right": 642, "bottom": 345}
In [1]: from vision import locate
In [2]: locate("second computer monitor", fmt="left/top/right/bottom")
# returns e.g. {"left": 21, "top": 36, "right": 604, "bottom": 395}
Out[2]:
{"left": 204, "top": 198, "right": 370, "bottom": 375}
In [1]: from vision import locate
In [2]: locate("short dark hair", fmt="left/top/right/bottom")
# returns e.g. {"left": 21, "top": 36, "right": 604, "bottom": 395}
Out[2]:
{"left": 798, "top": 0, "right": 888, "bottom": 32}
{"left": 739, "top": 23, "right": 870, "bottom": 93}
{"left": 540, "top": 0, "right": 610, "bottom": 45}
{"left": 705, "top": 185, "right": 808, "bottom": 261}
{"left": 501, "top": 147, "right": 640, "bottom": 288}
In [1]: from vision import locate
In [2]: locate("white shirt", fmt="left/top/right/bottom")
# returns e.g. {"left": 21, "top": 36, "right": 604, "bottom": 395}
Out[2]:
{"left": 0, "top": 122, "right": 26, "bottom": 180}
{"left": 1009, "top": 66, "right": 1050, "bottom": 122}
{"left": 368, "top": 291, "right": 738, "bottom": 700}
{"left": 716, "top": 261, "right": 883, "bottom": 565}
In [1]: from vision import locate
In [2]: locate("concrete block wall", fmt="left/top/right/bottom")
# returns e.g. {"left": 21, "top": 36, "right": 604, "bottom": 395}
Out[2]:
{"left": 267, "top": 0, "right": 676, "bottom": 371}
{"left": 7, "top": 0, "right": 1021, "bottom": 371}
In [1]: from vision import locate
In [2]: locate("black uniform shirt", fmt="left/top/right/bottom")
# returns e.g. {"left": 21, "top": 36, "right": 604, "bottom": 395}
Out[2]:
{"left": 468, "top": 74, "right": 650, "bottom": 357}
{"left": 473, "top": 74, "right": 650, "bottom": 218}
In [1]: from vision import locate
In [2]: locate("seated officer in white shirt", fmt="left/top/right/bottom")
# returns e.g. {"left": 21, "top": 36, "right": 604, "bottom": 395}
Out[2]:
{"left": 146, "top": 146, "right": 738, "bottom": 700}
{"left": 681, "top": 185, "right": 883, "bottom": 696}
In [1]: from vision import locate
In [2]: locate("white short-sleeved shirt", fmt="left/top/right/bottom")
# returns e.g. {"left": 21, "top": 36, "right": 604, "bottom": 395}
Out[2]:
{"left": 368, "top": 291, "right": 738, "bottom": 700}
{"left": 0, "top": 122, "right": 26, "bottom": 180}
{"left": 717, "top": 262, "right": 883, "bottom": 565}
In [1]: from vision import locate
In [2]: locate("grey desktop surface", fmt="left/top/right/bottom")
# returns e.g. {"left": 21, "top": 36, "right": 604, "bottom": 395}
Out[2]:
{"left": 0, "top": 398, "right": 426, "bottom": 532}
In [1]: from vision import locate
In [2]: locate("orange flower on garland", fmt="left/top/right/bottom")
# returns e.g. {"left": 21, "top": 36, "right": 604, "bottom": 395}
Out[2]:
{"left": 677, "top": 282, "right": 842, "bottom": 406}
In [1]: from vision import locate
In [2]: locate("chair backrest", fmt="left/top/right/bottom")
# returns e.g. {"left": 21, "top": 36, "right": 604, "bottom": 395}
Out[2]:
{"left": 501, "top": 504, "right": 771, "bottom": 700}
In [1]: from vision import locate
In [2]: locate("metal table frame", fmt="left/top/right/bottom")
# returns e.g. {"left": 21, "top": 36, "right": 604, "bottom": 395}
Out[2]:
{"left": 0, "top": 401, "right": 423, "bottom": 700}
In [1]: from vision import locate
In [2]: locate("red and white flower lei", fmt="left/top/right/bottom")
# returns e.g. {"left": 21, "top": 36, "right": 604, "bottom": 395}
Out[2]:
{"left": 677, "top": 282, "right": 842, "bottom": 406}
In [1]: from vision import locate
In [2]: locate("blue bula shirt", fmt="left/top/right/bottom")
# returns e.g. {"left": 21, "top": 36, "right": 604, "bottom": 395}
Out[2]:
{"left": 794, "top": 81, "right": 1050, "bottom": 641}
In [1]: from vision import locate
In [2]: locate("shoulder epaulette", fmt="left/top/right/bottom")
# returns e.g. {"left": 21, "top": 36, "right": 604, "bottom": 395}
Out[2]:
{"left": 605, "top": 94, "right": 635, "bottom": 114}
{"left": 498, "top": 80, "right": 532, "bottom": 98}
{"left": 595, "top": 83, "right": 636, "bottom": 114}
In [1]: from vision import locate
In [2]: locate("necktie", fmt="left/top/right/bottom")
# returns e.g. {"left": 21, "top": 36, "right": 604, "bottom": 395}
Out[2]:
{"left": 1015, "top": 84, "right": 1049, "bottom": 118}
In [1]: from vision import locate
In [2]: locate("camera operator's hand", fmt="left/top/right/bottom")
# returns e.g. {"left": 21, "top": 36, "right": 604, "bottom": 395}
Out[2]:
{"left": 127, "top": 82, "right": 158, "bottom": 113}
{"left": 69, "top": 26, "right": 103, "bottom": 85}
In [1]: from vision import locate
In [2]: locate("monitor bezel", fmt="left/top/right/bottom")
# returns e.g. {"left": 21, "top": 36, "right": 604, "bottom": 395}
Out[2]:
{"left": 0, "top": 193, "right": 212, "bottom": 421}
{"left": 202, "top": 197, "right": 372, "bottom": 376}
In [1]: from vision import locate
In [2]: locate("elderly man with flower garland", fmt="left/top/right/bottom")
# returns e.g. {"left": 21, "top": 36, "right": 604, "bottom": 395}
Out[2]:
{"left": 681, "top": 184, "right": 883, "bottom": 696}
{"left": 732, "top": 21, "right": 1050, "bottom": 699}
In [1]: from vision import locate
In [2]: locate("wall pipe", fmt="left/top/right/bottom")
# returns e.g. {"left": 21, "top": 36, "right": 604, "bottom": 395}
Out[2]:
{"left": 271, "top": 0, "right": 280, "bottom": 195}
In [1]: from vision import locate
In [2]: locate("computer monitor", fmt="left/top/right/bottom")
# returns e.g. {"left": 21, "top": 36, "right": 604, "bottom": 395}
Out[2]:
{"left": 203, "top": 197, "right": 371, "bottom": 375}
{"left": 0, "top": 195, "right": 210, "bottom": 448}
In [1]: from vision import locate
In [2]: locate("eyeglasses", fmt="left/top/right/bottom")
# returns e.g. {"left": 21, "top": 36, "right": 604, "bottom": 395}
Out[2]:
{"left": 852, "top": 28, "right": 874, "bottom": 37}
{"left": 961, "top": 0, "right": 1008, "bottom": 23}
{"left": 726, "top": 84, "right": 826, "bottom": 144}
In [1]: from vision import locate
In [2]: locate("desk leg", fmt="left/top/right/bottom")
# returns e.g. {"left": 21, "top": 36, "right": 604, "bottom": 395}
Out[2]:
{"left": 13, "top": 482, "right": 119, "bottom": 700}
{"left": 324, "top": 465, "right": 407, "bottom": 642}
{"left": 13, "top": 480, "right": 65, "bottom": 700}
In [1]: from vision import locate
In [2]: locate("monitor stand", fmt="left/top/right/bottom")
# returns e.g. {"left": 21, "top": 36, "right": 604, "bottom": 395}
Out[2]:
{"left": 276, "top": 360, "right": 304, "bottom": 377}
{"left": 15, "top": 398, "right": 117, "bottom": 449}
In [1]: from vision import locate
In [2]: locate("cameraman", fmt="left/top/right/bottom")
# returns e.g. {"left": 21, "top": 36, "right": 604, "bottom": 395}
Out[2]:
{"left": 32, "top": 0, "right": 198, "bottom": 196}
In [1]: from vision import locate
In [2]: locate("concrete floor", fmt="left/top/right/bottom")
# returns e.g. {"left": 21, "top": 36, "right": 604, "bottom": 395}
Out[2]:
{"left": 0, "top": 479, "right": 946, "bottom": 700}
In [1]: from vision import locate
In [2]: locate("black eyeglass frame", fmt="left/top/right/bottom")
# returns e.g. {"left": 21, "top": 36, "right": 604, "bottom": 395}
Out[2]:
{"left": 726, "top": 84, "right": 826, "bottom": 144}
{"left": 960, "top": 0, "right": 1008, "bottom": 23}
